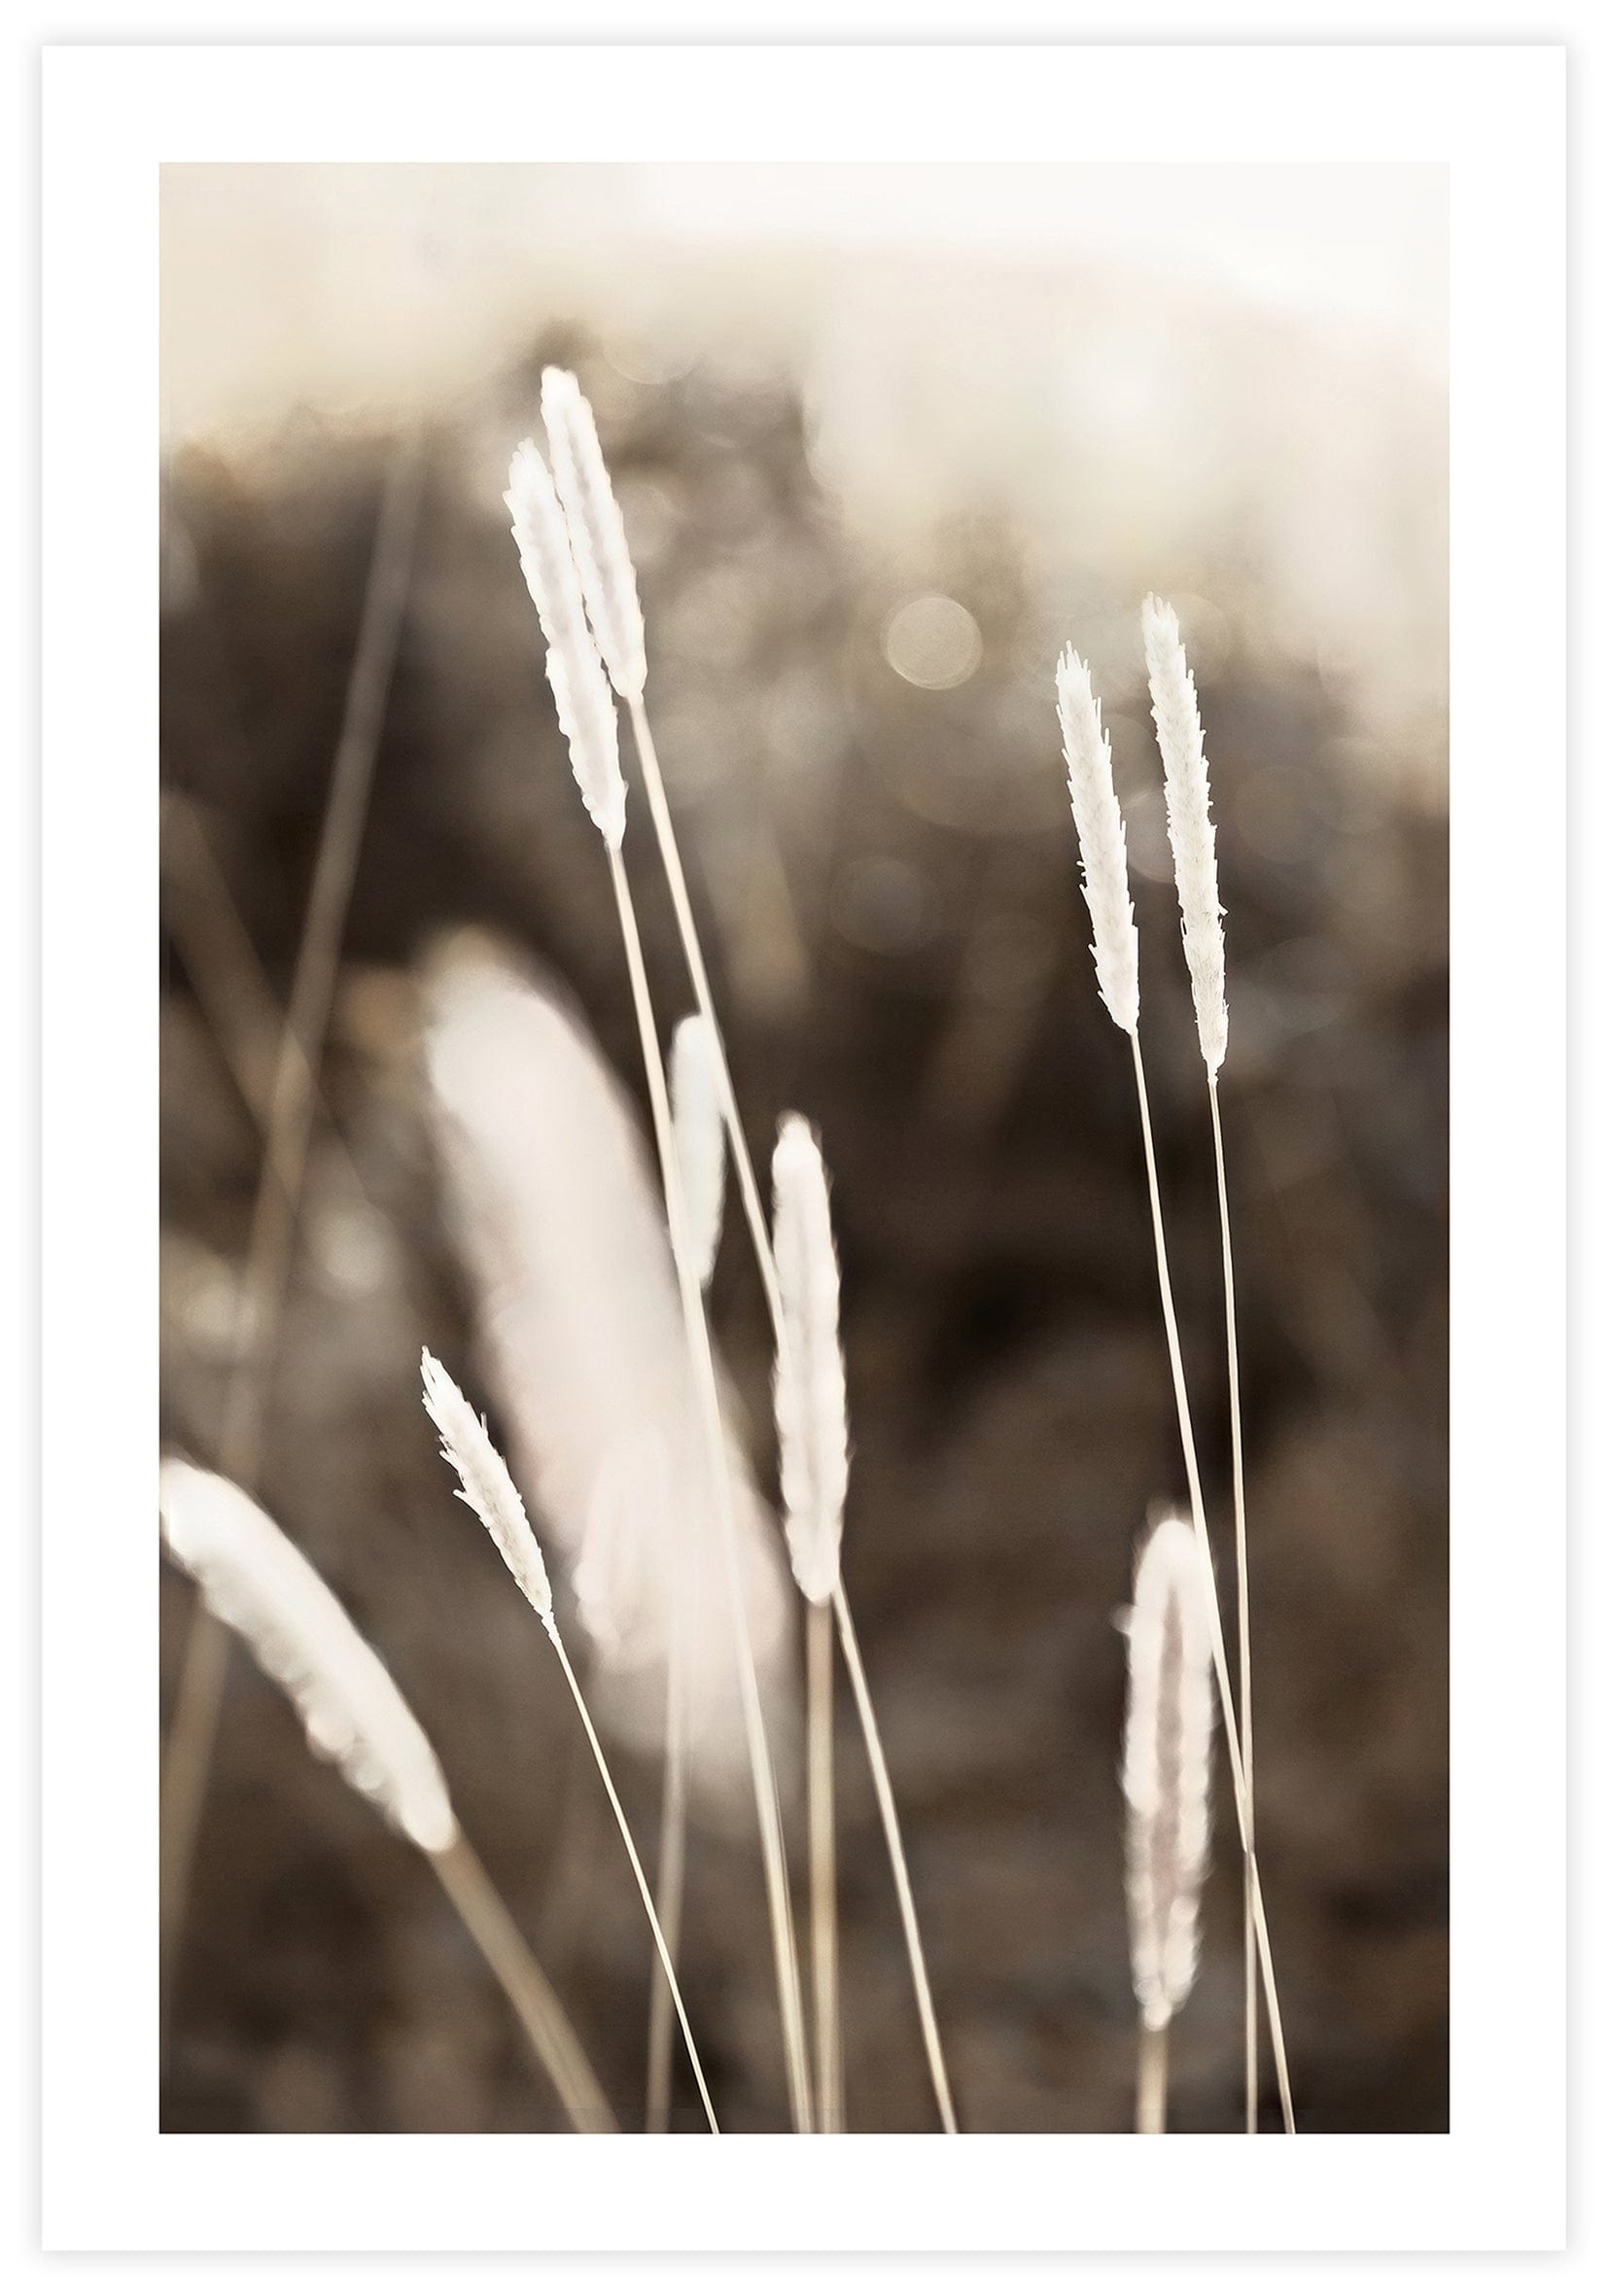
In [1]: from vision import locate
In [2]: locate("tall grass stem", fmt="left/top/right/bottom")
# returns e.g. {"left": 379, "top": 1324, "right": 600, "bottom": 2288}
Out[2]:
{"left": 624, "top": 695, "right": 955, "bottom": 2132}
{"left": 626, "top": 698, "right": 787, "bottom": 1344}
{"left": 1129, "top": 1032, "right": 1293, "bottom": 2133}
{"left": 429, "top": 1833, "right": 617, "bottom": 2134}
{"left": 547, "top": 1626, "right": 719, "bottom": 2133}
{"left": 832, "top": 1583, "right": 958, "bottom": 2133}
{"left": 605, "top": 843, "right": 816, "bottom": 2133}
{"left": 1136, "top": 2020, "right": 1170, "bottom": 2136}
{"left": 645, "top": 1577, "right": 688, "bottom": 2132}
{"left": 806, "top": 1597, "right": 842, "bottom": 2131}
{"left": 1209, "top": 1074, "right": 1259, "bottom": 2134}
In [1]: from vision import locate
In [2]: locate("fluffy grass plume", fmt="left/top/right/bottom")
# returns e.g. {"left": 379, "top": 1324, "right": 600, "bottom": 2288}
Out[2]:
{"left": 671, "top": 1014, "right": 726, "bottom": 1292}
{"left": 1123, "top": 1514, "right": 1216, "bottom": 2034}
{"left": 505, "top": 439, "right": 626, "bottom": 850}
{"left": 772, "top": 1115, "right": 849, "bottom": 1606}
{"left": 422, "top": 1347, "right": 554, "bottom": 1624}
{"left": 1141, "top": 596, "right": 1227, "bottom": 1073}
{"left": 422, "top": 936, "right": 791, "bottom": 1790}
{"left": 541, "top": 366, "right": 647, "bottom": 703}
{"left": 159, "top": 1457, "right": 456, "bottom": 1855}
{"left": 1055, "top": 647, "right": 1140, "bottom": 1034}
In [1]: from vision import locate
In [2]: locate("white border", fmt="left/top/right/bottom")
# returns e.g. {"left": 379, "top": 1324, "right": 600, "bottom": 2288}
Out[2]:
{"left": 40, "top": 41, "right": 1565, "bottom": 2254}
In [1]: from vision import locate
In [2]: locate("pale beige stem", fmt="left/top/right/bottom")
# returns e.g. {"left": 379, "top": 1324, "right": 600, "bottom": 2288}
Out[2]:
{"left": 429, "top": 1831, "right": 616, "bottom": 2135}
{"left": 546, "top": 1625, "right": 718, "bottom": 2133}
{"left": 605, "top": 844, "right": 815, "bottom": 2133}
{"left": 646, "top": 1580, "right": 688, "bottom": 2133}
{"left": 161, "top": 435, "right": 425, "bottom": 1993}
{"left": 1209, "top": 1074, "right": 1258, "bottom": 2135}
{"left": 1136, "top": 2018, "right": 1170, "bottom": 2137}
{"left": 1129, "top": 1031, "right": 1294, "bottom": 2134}
{"left": 626, "top": 696, "right": 787, "bottom": 1344}
{"left": 807, "top": 1596, "right": 842, "bottom": 2131}
{"left": 624, "top": 694, "right": 949, "bottom": 2132}
{"left": 832, "top": 1582, "right": 958, "bottom": 2133}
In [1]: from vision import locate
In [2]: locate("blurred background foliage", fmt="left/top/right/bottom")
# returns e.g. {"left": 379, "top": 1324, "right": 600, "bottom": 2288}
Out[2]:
{"left": 159, "top": 164, "right": 1447, "bottom": 2134}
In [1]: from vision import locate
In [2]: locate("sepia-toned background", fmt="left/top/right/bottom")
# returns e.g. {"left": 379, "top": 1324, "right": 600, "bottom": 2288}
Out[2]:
{"left": 158, "top": 162, "right": 1448, "bottom": 2134}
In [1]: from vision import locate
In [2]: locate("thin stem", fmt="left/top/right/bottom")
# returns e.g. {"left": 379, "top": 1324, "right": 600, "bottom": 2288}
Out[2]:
{"left": 161, "top": 435, "right": 425, "bottom": 1996}
{"left": 624, "top": 696, "right": 948, "bottom": 2130}
{"left": 807, "top": 1595, "right": 842, "bottom": 2132}
{"left": 1209, "top": 1074, "right": 1258, "bottom": 2136}
{"left": 606, "top": 844, "right": 815, "bottom": 2133}
{"left": 645, "top": 1577, "right": 688, "bottom": 2133}
{"left": 626, "top": 696, "right": 787, "bottom": 1347}
{"left": 832, "top": 1581, "right": 958, "bottom": 2133}
{"left": 1128, "top": 1030, "right": 1295, "bottom": 2134}
{"left": 547, "top": 1625, "right": 719, "bottom": 2134}
{"left": 428, "top": 1831, "right": 616, "bottom": 2135}
{"left": 1136, "top": 2018, "right": 1170, "bottom": 2137}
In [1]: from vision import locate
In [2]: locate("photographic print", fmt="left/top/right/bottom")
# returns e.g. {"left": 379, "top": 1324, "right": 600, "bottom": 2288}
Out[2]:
{"left": 35, "top": 34, "right": 1568, "bottom": 2260}
{"left": 156, "top": 153, "right": 1449, "bottom": 2141}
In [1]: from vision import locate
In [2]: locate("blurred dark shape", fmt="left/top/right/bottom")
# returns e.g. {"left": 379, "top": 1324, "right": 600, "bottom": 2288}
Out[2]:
{"left": 159, "top": 332, "right": 1446, "bottom": 2135}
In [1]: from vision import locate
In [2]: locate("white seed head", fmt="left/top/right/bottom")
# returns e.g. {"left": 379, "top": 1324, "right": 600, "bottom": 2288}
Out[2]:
{"left": 1142, "top": 597, "right": 1228, "bottom": 1073}
{"left": 670, "top": 1014, "right": 726, "bottom": 1291}
{"left": 158, "top": 1457, "right": 457, "bottom": 1855}
{"left": 541, "top": 367, "right": 647, "bottom": 702}
{"left": 421, "top": 1348, "right": 553, "bottom": 1625}
{"left": 1121, "top": 1513, "right": 1216, "bottom": 2032}
{"left": 771, "top": 1114, "right": 849, "bottom": 1606}
{"left": 505, "top": 438, "right": 626, "bottom": 850}
{"left": 1055, "top": 647, "right": 1140, "bottom": 1034}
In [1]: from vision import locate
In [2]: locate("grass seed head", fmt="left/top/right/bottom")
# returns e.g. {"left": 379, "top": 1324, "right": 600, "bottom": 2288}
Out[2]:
{"left": 505, "top": 437, "right": 626, "bottom": 849}
{"left": 1122, "top": 1513, "right": 1217, "bottom": 2032}
{"left": 1142, "top": 596, "right": 1228, "bottom": 1073}
{"left": 421, "top": 1347, "right": 555, "bottom": 1625}
{"left": 541, "top": 366, "right": 648, "bottom": 703}
{"left": 772, "top": 1114, "right": 850, "bottom": 1606}
{"left": 1055, "top": 646, "right": 1140, "bottom": 1034}
{"left": 159, "top": 1457, "right": 457, "bottom": 1855}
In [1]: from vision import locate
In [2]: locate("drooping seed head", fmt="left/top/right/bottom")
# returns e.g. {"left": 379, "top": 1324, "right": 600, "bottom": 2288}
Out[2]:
{"left": 421, "top": 1348, "right": 554, "bottom": 1626}
{"left": 669, "top": 1014, "right": 726, "bottom": 1292}
{"left": 1121, "top": 1513, "right": 1216, "bottom": 2032}
{"left": 1142, "top": 596, "right": 1228, "bottom": 1073}
{"left": 505, "top": 438, "right": 626, "bottom": 850}
{"left": 771, "top": 1114, "right": 849, "bottom": 1606}
{"left": 1056, "top": 647, "right": 1140, "bottom": 1034}
{"left": 158, "top": 1457, "right": 458, "bottom": 1855}
{"left": 541, "top": 367, "right": 647, "bottom": 702}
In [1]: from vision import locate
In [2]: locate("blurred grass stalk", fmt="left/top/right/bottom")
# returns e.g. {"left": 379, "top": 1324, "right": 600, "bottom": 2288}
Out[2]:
{"left": 644, "top": 1592, "right": 688, "bottom": 2132}
{"left": 159, "top": 431, "right": 425, "bottom": 2005}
